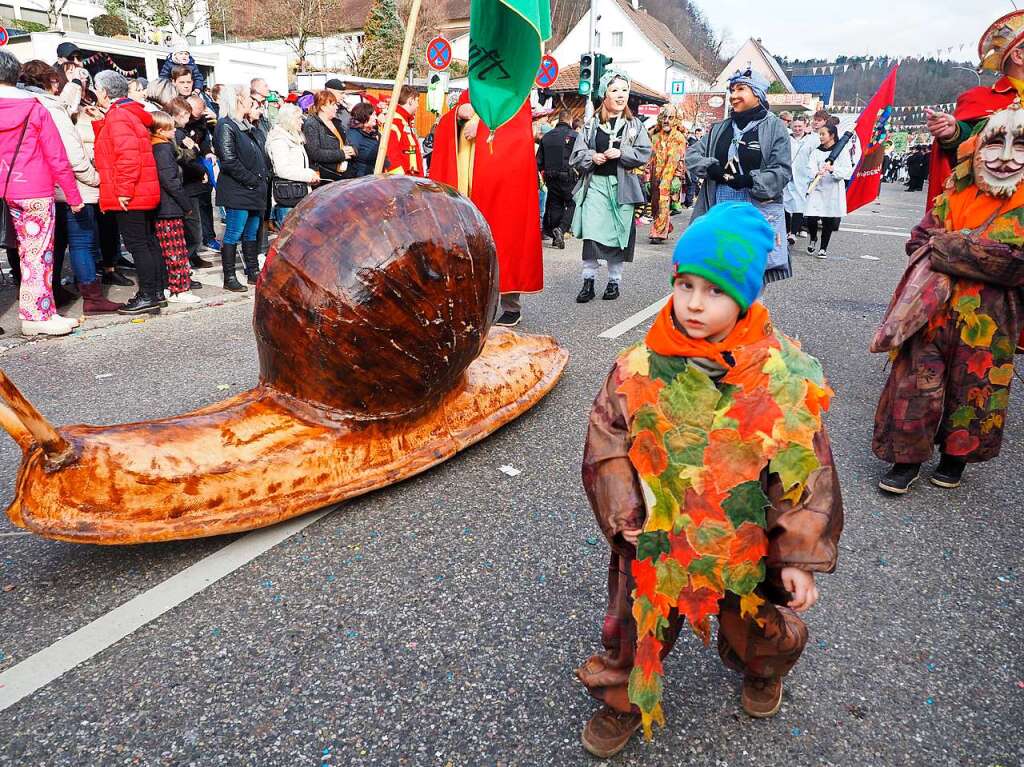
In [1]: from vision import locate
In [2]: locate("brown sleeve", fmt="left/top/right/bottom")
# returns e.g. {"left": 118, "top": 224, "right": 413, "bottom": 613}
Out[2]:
{"left": 581, "top": 367, "right": 646, "bottom": 547}
{"left": 765, "top": 424, "right": 844, "bottom": 573}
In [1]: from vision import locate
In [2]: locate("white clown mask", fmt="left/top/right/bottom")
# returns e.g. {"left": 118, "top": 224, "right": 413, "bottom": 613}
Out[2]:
{"left": 975, "top": 104, "right": 1024, "bottom": 197}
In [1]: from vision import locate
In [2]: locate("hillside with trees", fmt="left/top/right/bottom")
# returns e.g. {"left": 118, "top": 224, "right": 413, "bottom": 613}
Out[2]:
{"left": 779, "top": 55, "right": 997, "bottom": 106}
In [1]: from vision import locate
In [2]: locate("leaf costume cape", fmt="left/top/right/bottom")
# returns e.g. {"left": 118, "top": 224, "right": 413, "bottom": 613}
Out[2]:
{"left": 617, "top": 301, "right": 832, "bottom": 737}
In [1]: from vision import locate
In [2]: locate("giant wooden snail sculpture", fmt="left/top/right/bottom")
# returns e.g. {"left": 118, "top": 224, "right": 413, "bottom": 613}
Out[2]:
{"left": 0, "top": 176, "right": 569, "bottom": 544}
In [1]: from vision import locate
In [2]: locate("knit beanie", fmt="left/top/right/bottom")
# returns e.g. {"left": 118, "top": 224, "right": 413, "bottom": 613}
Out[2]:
{"left": 671, "top": 202, "right": 773, "bottom": 310}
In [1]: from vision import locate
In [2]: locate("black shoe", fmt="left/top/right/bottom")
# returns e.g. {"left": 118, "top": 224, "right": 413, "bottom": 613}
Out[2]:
{"left": 220, "top": 243, "right": 247, "bottom": 293}
{"left": 552, "top": 227, "right": 565, "bottom": 249}
{"left": 807, "top": 241, "right": 818, "bottom": 255}
{"left": 878, "top": 463, "right": 921, "bottom": 494}
{"left": 189, "top": 279, "right": 203, "bottom": 291}
{"left": 241, "top": 240, "right": 262, "bottom": 285}
{"left": 931, "top": 454, "right": 966, "bottom": 488}
{"left": 101, "top": 269, "right": 134, "bottom": 287}
{"left": 602, "top": 281, "right": 620, "bottom": 300}
{"left": 576, "top": 277, "right": 596, "bottom": 303}
{"left": 246, "top": 271, "right": 259, "bottom": 285}
{"left": 115, "top": 255, "right": 136, "bottom": 270}
{"left": 189, "top": 254, "right": 214, "bottom": 269}
{"left": 494, "top": 311, "right": 521, "bottom": 327}
{"left": 117, "top": 292, "right": 162, "bottom": 315}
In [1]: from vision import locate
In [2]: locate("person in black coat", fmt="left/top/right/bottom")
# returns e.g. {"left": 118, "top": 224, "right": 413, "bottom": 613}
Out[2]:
{"left": 537, "top": 110, "right": 578, "bottom": 248}
{"left": 302, "top": 89, "right": 355, "bottom": 182}
{"left": 905, "top": 144, "right": 930, "bottom": 192}
{"left": 176, "top": 94, "right": 215, "bottom": 269}
{"left": 344, "top": 102, "right": 388, "bottom": 178}
{"left": 214, "top": 84, "right": 269, "bottom": 291}
{"left": 150, "top": 111, "right": 199, "bottom": 304}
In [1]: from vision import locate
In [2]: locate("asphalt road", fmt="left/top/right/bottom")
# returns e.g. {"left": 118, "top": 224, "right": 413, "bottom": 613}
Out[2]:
{"left": 0, "top": 184, "right": 1020, "bottom": 767}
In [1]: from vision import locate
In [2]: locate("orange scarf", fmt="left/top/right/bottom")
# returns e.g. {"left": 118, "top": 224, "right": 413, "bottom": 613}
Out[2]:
{"left": 943, "top": 179, "right": 1024, "bottom": 234}
{"left": 644, "top": 299, "right": 773, "bottom": 367}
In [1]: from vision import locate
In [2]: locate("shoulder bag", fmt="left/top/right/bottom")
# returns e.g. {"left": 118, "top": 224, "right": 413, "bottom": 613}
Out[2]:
{"left": 1, "top": 115, "right": 31, "bottom": 249}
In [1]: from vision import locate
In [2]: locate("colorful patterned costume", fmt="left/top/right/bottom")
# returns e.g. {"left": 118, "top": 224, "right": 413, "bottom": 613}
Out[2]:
{"left": 873, "top": 110, "right": 1024, "bottom": 464}
{"left": 648, "top": 124, "right": 687, "bottom": 241}
{"left": 578, "top": 301, "right": 843, "bottom": 738}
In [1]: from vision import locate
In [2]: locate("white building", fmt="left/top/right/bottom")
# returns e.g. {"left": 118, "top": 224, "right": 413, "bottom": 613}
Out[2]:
{"left": 6, "top": 31, "right": 289, "bottom": 91}
{"left": 1, "top": 0, "right": 212, "bottom": 44}
{"left": 549, "top": 0, "right": 710, "bottom": 99}
{"left": 713, "top": 37, "right": 794, "bottom": 93}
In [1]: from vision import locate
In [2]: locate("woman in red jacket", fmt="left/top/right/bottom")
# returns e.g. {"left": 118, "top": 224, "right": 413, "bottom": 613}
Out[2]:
{"left": 93, "top": 69, "right": 164, "bottom": 315}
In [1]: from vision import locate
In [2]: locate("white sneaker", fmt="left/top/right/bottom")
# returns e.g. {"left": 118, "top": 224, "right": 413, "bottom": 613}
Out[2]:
{"left": 807, "top": 241, "right": 818, "bottom": 254}
{"left": 167, "top": 291, "right": 201, "bottom": 304}
{"left": 22, "top": 317, "right": 73, "bottom": 336}
{"left": 54, "top": 314, "right": 81, "bottom": 328}
{"left": 816, "top": 249, "right": 828, "bottom": 259}
{"left": 163, "top": 289, "right": 171, "bottom": 298}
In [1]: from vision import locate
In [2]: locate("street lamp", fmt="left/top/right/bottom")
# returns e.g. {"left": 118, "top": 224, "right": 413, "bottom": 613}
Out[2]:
{"left": 951, "top": 65, "right": 982, "bottom": 85}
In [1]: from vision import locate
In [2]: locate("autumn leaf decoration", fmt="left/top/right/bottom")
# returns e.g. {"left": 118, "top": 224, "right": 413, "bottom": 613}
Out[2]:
{"left": 616, "top": 333, "right": 831, "bottom": 739}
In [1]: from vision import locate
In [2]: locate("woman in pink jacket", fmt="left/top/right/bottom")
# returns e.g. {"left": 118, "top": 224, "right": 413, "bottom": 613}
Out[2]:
{"left": 0, "top": 50, "right": 83, "bottom": 336}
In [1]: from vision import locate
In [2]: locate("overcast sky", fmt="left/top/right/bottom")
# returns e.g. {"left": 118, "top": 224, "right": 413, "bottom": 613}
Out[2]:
{"left": 695, "top": 0, "right": 1014, "bottom": 61}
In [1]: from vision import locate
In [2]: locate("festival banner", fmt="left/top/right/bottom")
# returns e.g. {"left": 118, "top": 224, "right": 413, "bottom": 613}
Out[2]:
{"left": 846, "top": 66, "right": 899, "bottom": 213}
{"left": 468, "top": 0, "right": 551, "bottom": 131}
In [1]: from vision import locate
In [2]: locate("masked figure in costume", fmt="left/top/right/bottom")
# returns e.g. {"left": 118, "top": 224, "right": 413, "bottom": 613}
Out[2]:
{"left": 647, "top": 105, "right": 687, "bottom": 244}
{"left": 429, "top": 92, "right": 543, "bottom": 328}
{"left": 872, "top": 102, "right": 1024, "bottom": 494}
{"left": 926, "top": 12, "right": 1024, "bottom": 209}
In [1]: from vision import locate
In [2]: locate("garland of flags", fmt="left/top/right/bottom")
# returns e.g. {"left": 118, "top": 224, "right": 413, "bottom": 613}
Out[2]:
{"left": 81, "top": 52, "right": 140, "bottom": 78}
{"left": 826, "top": 101, "right": 961, "bottom": 131}
{"left": 783, "top": 46, "right": 977, "bottom": 76}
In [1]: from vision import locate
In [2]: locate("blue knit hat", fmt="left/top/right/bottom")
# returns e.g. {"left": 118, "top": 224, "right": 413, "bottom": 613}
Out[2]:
{"left": 671, "top": 202, "right": 773, "bottom": 310}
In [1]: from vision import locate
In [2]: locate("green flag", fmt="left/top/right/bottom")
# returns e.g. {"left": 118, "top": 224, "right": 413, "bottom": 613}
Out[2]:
{"left": 468, "top": 0, "right": 551, "bottom": 131}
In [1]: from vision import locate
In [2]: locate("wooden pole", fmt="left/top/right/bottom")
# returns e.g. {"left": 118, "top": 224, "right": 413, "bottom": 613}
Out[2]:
{"left": 374, "top": 0, "right": 423, "bottom": 175}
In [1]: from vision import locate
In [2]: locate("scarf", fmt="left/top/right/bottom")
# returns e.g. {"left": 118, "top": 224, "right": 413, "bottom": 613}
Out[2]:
{"left": 731, "top": 103, "right": 768, "bottom": 130}
{"left": 645, "top": 299, "right": 773, "bottom": 368}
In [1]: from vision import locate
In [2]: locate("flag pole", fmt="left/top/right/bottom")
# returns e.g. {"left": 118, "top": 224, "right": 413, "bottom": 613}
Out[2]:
{"left": 374, "top": 0, "right": 422, "bottom": 175}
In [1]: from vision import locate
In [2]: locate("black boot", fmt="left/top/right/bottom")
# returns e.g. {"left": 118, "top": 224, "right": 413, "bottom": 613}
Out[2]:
{"left": 931, "top": 454, "right": 967, "bottom": 489}
{"left": 241, "top": 240, "right": 261, "bottom": 285}
{"left": 220, "top": 243, "right": 246, "bottom": 293}
{"left": 878, "top": 462, "right": 921, "bottom": 494}
{"left": 117, "top": 291, "right": 162, "bottom": 315}
{"left": 602, "top": 281, "right": 620, "bottom": 300}
{"left": 552, "top": 227, "right": 565, "bottom": 249}
{"left": 576, "top": 278, "right": 596, "bottom": 303}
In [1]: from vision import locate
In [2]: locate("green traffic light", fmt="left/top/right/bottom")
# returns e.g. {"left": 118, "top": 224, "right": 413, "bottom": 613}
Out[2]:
{"left": 578, "top": 81, "right": 591, "bottom": 95}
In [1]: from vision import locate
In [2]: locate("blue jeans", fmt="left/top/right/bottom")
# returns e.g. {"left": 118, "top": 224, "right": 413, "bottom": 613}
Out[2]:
{"left": 222, "top": 208, "right": 261, "bottom": 245}
{"left": 64, "top": 203, "right": 99, "bottom": 285}
{"left": 272, "top": 206, "right": 292, "bottom": 228}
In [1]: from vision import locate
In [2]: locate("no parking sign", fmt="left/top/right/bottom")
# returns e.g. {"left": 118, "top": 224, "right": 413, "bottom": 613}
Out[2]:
{"left": 535, "top": 54, "right": 558, "bottom": 88}
{"left": 426, "top": 36, "right": 452, "bottom": 72}
{"left": 0, "top": 29, "right": 9, "bottom": 46}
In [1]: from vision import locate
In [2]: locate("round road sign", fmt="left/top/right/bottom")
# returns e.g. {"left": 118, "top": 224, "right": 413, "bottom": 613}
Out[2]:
{"left": 0, "top": 29, "right": 9, "bottom": 46}
{"left": 535, "top": 54, "right": 558, "bottom": 88}
{"left": 426, "top": 36, "right": 452, "bottom": 72}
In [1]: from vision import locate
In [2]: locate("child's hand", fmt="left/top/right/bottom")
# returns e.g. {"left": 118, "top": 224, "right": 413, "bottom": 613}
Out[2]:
{"left": 621, "top": 527, "right": 642, "bottom": 545}
{"left": 781, "top": 567, "right": 818, "bottom": 612}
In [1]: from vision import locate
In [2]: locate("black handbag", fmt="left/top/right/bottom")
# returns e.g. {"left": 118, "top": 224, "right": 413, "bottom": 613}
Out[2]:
{"left": 1, "top": 115, "right": 31, "bottom": 249}
{"left": 272, "top": 177, "right": 310, "bottom": 208}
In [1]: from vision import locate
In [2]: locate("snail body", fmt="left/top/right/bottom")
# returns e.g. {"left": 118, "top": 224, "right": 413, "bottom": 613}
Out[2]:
{"left": 2, "top": 177, "right": 568, "bottom": 544}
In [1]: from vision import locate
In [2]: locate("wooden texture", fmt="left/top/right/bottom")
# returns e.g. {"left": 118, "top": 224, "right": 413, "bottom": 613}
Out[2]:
{"left": 2, "top": 176, "right": 568, "bottom": 544}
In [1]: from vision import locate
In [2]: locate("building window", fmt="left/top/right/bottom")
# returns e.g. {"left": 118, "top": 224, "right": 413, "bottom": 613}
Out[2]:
{"left": 20, "top": 8, "right": 48, "bottom": 24}
{"left": 612, "top": 32, "right": 623, "bottom": 47}
{"left": 63, "top": 14, "right": 89, "bottom": 32}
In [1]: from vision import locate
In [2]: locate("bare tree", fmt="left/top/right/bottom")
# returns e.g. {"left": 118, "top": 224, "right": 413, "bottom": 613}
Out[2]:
{"left": 47, "top": 0, "right": 71, "bottom": 29}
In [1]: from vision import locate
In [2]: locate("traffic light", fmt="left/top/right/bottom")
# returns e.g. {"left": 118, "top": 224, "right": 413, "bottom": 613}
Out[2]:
{"left": 578, "top": 53, "right": 594, "bottom": 96}
{"left": 594, "top": 54, "right": 613, "bottom": 90}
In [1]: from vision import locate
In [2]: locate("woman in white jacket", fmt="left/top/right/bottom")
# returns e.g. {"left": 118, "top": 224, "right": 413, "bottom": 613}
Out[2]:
{"left": 20, "top": 60, "right": 121, "bottom": 313}
{"left": 266, "top": 104, "right": 319, "bottom": 227}
{"left": 804, "top": 123, "right": 853, "bottom": 259}
{"left": 782, "top": 115, "right": 816, "bottom": 244}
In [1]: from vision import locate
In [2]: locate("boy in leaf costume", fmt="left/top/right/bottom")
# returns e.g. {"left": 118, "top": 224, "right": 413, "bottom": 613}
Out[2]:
{"left": 577, "top": 202, "right": 844, "bottom": 758}
{"left": 872, "top": 102, "right": 1024, "bottom": 493}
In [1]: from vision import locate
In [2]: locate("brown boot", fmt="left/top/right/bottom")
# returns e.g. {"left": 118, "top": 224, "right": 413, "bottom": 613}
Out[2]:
{"left": 580, "top": 705, "right": 642, "bottom": 758}
{"left": 78, "top": 280, "right": 123, "bottom": 314}
{"left": 741, "top": 674, "right": 783, "bottom": 718}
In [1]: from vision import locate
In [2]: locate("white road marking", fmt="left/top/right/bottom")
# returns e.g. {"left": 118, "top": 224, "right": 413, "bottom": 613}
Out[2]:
{"left": 0, "top": 531, "right": 31, "bottom": 537}
{"left": 840, "top": 227, "right": 910, "bottom": 238}
{"left": 0, "top": 507, "right": 335, "bottom": 712}
{"left": 599, "top": 294, "right": 670, "bottom": 339}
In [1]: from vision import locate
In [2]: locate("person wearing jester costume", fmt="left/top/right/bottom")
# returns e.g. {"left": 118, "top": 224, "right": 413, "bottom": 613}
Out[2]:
{"left": 872, "top": 102, "right": 1024, "bottom": 494}
{"left": 576, "top": 202, "right": 844, "bottom": 757}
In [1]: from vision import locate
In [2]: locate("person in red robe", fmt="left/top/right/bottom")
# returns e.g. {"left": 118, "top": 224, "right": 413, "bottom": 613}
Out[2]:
{"left": 385, "top": 86, "right": 425, "bottom": 176}
{"left": 925, "top": 11, "right": 1023, "bottom": 210}
{"left": 429, "top": 91, "right": 543, "bottom": 327}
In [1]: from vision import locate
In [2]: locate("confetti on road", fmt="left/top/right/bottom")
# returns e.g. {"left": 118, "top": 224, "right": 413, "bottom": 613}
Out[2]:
{"left": 216, "top": 384, "right": 231, "bottom": 390}
{"left": 861, "top": 255, "right": 880, "bottom": 261}
{"left": 94, "top": 373, "right": 114, "bottom": 379}
{"left": 585, "top": 535, "right": 599, "bottom": 546}
{"left": 499, "top": 465, "right": 522, "bottom": 476}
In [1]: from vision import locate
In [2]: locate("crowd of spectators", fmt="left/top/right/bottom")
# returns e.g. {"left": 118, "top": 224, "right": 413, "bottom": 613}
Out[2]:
{"left": 0, "top": 46, "right": 416, "bottom": 337}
